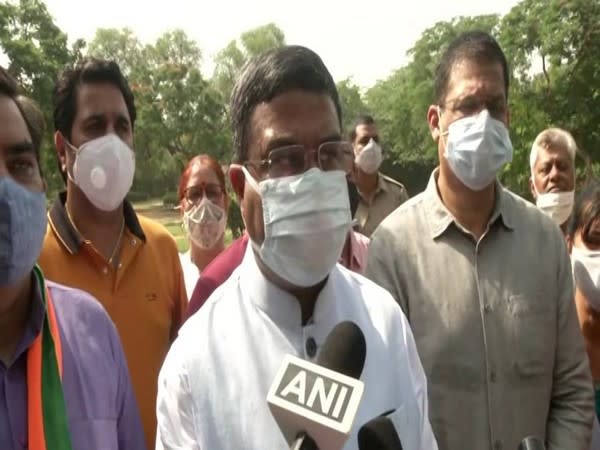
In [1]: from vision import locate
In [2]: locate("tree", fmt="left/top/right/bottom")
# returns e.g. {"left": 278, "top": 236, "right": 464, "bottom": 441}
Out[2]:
{"left": 336, "top": 78, "right": 369, "bottom": 136}
{"left": 87, "top": 28, "right": 144, "bottom": 78}
{"left": 86, "top": 28, "right": 229, "bottom": 197}
{"left": 0, "top": 0, "right": 84, "bottom": 194}
{"left": 499, "top": 0, "right": 600, "bottom": 193}
{"left": 212, "top": 23, "right": 285, "bottom": 105}
{"left": 366, "top": 15, "right": 500, "bottom": 165}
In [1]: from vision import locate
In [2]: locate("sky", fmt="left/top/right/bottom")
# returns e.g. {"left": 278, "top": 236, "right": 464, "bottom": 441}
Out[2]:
{"left": 34, "top": 0, "right": 518, "bottom": 89}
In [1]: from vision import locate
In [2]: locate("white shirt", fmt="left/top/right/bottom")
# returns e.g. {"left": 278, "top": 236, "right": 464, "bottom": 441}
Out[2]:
{"left": 179, "top": 251, "right": 200, "bottom": 300}
{"left": 157, "top": 245, "right": 437, "bottom": 450}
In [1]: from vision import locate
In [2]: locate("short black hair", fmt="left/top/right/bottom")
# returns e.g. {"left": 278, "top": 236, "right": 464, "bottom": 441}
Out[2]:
{"left": 0, "top": 67, "right": 42, "bottom": 163}
{"left": 434, "top": 30, "right": 509, "bottom": 105}
{"left": 53, "top": 57, "right": 136, "bottom": 140}
{"left": 349, "top": 114, "right": 376, "bottom": 142}
{"left": 568, "top": 181, "right": 600, "bottom": 244}
{"left": 230, "top": 45, "right": 341, "bottom": 163}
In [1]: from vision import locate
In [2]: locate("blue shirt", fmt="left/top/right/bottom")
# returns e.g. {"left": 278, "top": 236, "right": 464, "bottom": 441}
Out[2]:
{"left": 0, "top": 277, "right": 147, "bottom": 450}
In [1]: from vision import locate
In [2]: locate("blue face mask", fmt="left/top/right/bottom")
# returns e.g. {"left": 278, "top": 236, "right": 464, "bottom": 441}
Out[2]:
{"left": 0, "top": 176, "right": 47, "bottom": 286}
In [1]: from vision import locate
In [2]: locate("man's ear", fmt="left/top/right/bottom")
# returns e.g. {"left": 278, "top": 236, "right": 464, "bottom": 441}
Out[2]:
{"left": 54, "top": 131, "right": 68, "bottom": 174}
{"left": 229, "top": 165, "right": 245, "bottom": 201}
{"left": 427, "top": 105, "right": 441, "bottom": 142}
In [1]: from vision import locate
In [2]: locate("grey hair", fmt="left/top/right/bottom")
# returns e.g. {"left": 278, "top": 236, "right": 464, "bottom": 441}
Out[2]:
{"left": 529, "top": 127, "right": 577, "bottom": 175}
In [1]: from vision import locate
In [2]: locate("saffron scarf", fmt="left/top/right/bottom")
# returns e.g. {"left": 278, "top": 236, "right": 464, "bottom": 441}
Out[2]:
{"left": 26, "top": 265, "right": 72, "bottom": 450}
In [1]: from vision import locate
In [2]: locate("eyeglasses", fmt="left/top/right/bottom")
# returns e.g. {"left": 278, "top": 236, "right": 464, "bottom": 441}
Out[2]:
{"left": 183, "top": 183, "right": 224, "bottom": 204}
{"left": 244, "top": 141, "right": 354, "bottom": 179}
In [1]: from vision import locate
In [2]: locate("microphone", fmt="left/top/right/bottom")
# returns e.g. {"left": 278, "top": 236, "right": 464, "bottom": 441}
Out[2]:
{"left": 357, "top": 410, "right": 403, "bottom": 450}
{"left": 518, "top": 436, "right": 546, "bottom": 450}
{"left": 267, "top": 321, "right": 367, "bottom": 450}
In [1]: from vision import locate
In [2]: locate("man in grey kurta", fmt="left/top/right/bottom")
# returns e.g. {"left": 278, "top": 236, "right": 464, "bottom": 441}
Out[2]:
{"left": 366, "top": 31, "right": 593, "bottom": 450}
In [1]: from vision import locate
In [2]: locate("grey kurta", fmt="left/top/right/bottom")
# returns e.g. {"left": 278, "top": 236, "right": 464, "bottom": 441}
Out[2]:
{"left": 366, "top": 169, "right": 593, "bottom": 450}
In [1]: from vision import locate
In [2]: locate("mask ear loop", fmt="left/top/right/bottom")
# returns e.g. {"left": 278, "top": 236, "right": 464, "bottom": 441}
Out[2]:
{"left": 233, "top": 164, "right": 261, "bottom": 194}
{"left": 63, "top": 140, "right": 83, "bottom": 185}
{"left": 437, "top": 106, "right": 451, "bottom": 158}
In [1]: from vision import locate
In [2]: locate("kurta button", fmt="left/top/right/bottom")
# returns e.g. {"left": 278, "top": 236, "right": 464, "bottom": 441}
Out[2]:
{"left": 102, "top": 267, "right": 108, "bottom": 275}
{"left": 131, "top": 239, "right": 137, "bottom": 246}
{"left": 305, "top": 337, "right": 317, "bottom": 358}
{"left": 484, "top": 304, "right": 491, "bottom": 313}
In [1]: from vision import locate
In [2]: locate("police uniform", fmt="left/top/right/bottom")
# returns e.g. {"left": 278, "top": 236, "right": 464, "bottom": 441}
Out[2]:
{"left": 355, "top": 173, "right": 409, "bottom": 237}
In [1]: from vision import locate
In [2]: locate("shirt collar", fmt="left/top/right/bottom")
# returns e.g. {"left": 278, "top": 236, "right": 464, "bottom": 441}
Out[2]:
{"left": 376, "top": 172, "right": 388, "bottom": 193}
{"left": 424, "top": 168, "right": 515, "bottom": 239}
{"left": 48, "top": 191, "right": 146, "bottom": 254}
{"left": 358, "top": 172, "right": 385, "bottom": 201}
{"left": 239, "top": 243, "right": 339, "bottom": 329}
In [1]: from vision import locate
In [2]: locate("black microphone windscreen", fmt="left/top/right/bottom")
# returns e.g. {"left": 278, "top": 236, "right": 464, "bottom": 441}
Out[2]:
{"left": 358, "top": 416, "right": 403, "bottom": 450}
{"left": 519, "top": 436, "right": 546, "bottom": 450}
{"left": 317, "top": 321, "right": 366, "bottom": 380}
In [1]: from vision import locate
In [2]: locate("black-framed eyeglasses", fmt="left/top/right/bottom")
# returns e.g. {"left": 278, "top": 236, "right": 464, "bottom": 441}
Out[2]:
{"left": 183, "top": 183, "right": 224, "bottom": 205}
{"left": 244, "top": 141, "right": 354, "bottom": 179}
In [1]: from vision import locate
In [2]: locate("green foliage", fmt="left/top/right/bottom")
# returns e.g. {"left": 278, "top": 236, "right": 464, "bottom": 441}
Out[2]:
{"left": 366, "top": 14, "right": 500, "bottom": 165}
{"left": 162, "top": 191, "right": 179, "bottom": 207}
{"left": 499, "top": 0, "right": 600, "bottom": 194}
{"left": 0, "top": 0, "right": 83, "bottom": 196}
{"left": 87, "top": 27, "right": 228, "bottom": 195}
{"left": 336, "top": 78, "right": 370, "bottom": 136}
{"left": 212, "top": 23, "right": 286, "bottom": 107}
{"left": 2, "top": 1, "right": 599, "bottom": 204}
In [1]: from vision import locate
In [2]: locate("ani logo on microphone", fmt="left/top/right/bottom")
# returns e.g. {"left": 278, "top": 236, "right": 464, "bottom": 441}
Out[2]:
{"left": 267, "top": 354, "right": 364, "bottom": 435}
{"left": 276, "top": 361, "right": 354, "bottom": 420}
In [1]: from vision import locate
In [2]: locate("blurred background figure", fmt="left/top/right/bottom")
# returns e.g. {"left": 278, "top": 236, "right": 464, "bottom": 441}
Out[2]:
{"left": 350, "top": 115, "right": 409, "bottom": 237}
{"left": 530, "top": 127, "right": 577, "bottom": 233}
{"left": 567, "top": 182, "right": 600, "bottom": 421}
{"left": 178, "top": 154, "right": 229, "bottom": 298}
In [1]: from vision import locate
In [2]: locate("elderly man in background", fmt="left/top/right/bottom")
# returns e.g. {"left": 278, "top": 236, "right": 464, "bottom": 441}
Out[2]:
{"left": 530, "top": 127, "right": 577, "bottom": 232}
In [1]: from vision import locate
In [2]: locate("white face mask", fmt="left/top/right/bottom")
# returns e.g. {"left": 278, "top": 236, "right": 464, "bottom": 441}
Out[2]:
{"left": 571, "top": 246, "right": 600, "bottom": 311}
{"left": 183, "top": 197, "right": 227, "bottom": 250}
{"left": 441, "top": 109, "right": 513, "bottom": 191}
{"left": 535, "top": 190, "right": 575, "bottom": 226}
{"left": 240, "top": 166, "right": 352, "bottom": 287}
{"left": 68, "top": 134, "right": 135, "bottom": 212}
{"left": 355, "top": 138, "right": 382, "bottom": 174}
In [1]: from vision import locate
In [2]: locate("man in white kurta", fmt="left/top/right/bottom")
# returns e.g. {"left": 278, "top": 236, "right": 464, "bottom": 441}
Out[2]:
{"left": 155, "top": 44, "right": 437, "bottom": 450}
{"left": 156, "top": 245, "right": 437, "bottom": 450}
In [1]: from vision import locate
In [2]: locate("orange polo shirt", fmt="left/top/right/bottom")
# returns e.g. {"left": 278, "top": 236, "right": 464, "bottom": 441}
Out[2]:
{"left": 38, "top": 193, "right": 188, "bottom": 449}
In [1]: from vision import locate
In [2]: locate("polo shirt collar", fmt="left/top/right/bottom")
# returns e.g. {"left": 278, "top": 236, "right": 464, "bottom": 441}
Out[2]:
{"left": 424, "top": 168, "right": 515, "bottom": 239}
{"left": 48, "top": 191, "right": 146, "bottom": 255}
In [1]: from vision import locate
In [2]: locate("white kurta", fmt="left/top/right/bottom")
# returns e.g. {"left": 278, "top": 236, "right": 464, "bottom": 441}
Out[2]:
{"left": 157, "top": 245, "right": 438, "bottom": 450}
{"left": 179, "top": 251, "right": 200, "bottom": 300}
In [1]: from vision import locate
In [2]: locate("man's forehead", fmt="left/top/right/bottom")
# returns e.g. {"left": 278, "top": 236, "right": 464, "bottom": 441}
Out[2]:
{"left": 445, "top": 59, "right": 506, "bottom": 101}
{"left": 356, "top": 123, "right": 378, "bottom": 136}
{"left": 75, "top": 82, "right": 130, "bottom": 119}
{"left": 249, "top": 92, "right": 339, "bottom": 145}
{"left": 536, "top": 145, "right": 572, "bottom": 162}
{"left": 0, "top": 95, "right": 31, "bottom": 147}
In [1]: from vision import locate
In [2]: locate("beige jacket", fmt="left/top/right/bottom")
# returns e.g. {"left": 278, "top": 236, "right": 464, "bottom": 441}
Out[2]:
{"left": 366, "top": 170, "right": 594, "bottom": 450}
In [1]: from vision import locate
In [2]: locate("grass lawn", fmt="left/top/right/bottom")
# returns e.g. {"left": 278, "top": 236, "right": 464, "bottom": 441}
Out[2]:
{"left": 133, "top": 199, "right": 233, "bottom": 252}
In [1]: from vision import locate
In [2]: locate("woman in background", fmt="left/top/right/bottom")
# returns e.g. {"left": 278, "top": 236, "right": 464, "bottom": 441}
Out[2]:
{"left": 178, "top": 154, "right": 229, "bottom": 298}
{"left": 567, "top": 181, "right": 600, "bottom": 423}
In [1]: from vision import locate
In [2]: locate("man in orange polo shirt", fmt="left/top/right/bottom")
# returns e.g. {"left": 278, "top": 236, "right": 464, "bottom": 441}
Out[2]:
{"left": 38, "top": 58, "right": 187, "bottom": 449}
